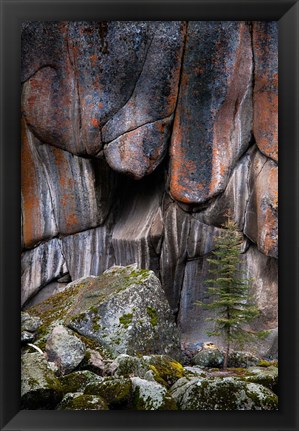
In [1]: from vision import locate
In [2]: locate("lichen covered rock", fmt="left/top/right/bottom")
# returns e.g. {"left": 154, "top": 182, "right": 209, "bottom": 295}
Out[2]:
{"left": 21, "top": 352, "right": 63, "bottom": 409}
{"left": 59, "top": 370, "right": 102, "bottom": 394}
{"left": 244, "top": 366, "right": 278, "bottom": 394}
{"left": 65, "top": 265, "right": 181, "bottom": 359}
{"left": 45, "top": 325, "right": 86, "bottom": 375}
{"left": 84, "top": 377, "right": 133, "bottom": 408}
{"left": 57, "top": 392, "right": 109, "bottom": 410}
{"left": 170, "top": 376, "right": 278, "bottom": 410}
{"left": 131, "top": 377, "right": 177, "bottom": 410}
{"left": 192, "top": 349, "right": 224, "bottom": 368}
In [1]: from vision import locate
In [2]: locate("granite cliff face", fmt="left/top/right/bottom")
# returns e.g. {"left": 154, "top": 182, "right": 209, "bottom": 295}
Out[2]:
{"left": 21, "top": 21, "right": 278, "bottom": 356}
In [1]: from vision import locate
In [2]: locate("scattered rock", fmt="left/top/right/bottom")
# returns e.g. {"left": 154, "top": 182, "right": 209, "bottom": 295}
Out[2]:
{"left": 57, "top": 392, "right": 109, "bottom": 410}
{"left": 142, "top": 355, "right": 184, "bottom": 388}
{"left": 59, "top": 370, "right": 102, "bottom": 394}
{"left": 79, "top": 349, "right": 105, "bottom": 375}
{"left": 170, "top": 376, "right": 278, "bottom": 410}
{"left": 227, "top": 351, "right": 260, "bottom": 368}
{"left": 192, "top": 349, "right": 224, "bottom": 368}
{"left": 21, "top": 312, "right": 42, "bottom": 332}
{"left": 45, "top": 325, "right": 86, "bottom": 375}
{"left": 244, "top": 366, "right": 278, "bottom": 394}
{"left": 21, "top": 331, "right": 35, "bottom": 344}
{"left": 21, "top": 352, "right": 63, "bottom": 409}
{"left": 84, "top": 377, "right": 133, "bottom": 408}
{"left": 131, "top": 377, "right": 177, "bottom": 410}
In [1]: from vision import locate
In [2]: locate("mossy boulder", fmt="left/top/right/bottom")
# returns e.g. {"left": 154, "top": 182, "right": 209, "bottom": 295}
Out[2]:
{"left": 21, "top": 352, "right": 63, "bottom": 409}
{"left": 64, "top": 265, "right": 181, "bottom": 359}
{"left": 109, "top": 354, "right": 148, "bottom": 378}
{"left": 244, "top": 366, "right": 278, "bottom": 394}
{"left": 59, "top": 370, "right": 102, "bottom": 394}
{"left": 142, "top": 355, "right": 185, "bottom": 388}
{"left": 183, "top": 366, "right": 207, "bottom": 378}
{"left": 57, "top": 392, "right": 109, "bottom": 410}
{"left": 131, "top": 377, "right": 177, "bottom": 410}
{"left": 84, "top": 377, "right": 133, "bottom": 408}
{"left": 192, "top": 349, "right": 224, "bottom": 368}
{"left": 227, "top": 351, "right": 260, "bottom": 368}
{"left": 170, "top": 376, "right": 278, "bottom": 410}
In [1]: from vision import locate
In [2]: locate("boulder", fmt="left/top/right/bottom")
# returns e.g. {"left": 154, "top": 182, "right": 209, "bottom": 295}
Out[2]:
{"left": 108, "top": 354, "right": 148, "bottom": 378}
{"left": 59, "top": 370, "right": 102, "bottom": 394}
{"left": 84, "top": 377, "right": 133, "bottom": 408}
{"left": 65, "top": 265, "right": 181, "bottom": 359}
{"left": 21, "top": 312, "right": 42, "bottom": 332}
{"left": 142, "top": 355, "right": 184, "bottom": 388}
{"left": 244, "top": 366, "right": 278, "bottom": 394}
{"left": 57, "top": 392, "right": 109, "bottom": 410}
{"left": 45, "top": 325, "right": 86, "bottom": 375}
{"left": 79, "top": 349, "right": 105, "bottom": 375}
{"left": 21, "top": 352, "right": 63, "bottom": 409}
{"left": 227, "top": 351, "right": 259, "bottom": 368}
{"left": 170, "top": 376, "right": 278, "bottom": 410}
{"left": 131, "top": 377, "right": 177, "bottom": 410}
{"left": 192, "top": 349, "right": 224, "bottom": 368}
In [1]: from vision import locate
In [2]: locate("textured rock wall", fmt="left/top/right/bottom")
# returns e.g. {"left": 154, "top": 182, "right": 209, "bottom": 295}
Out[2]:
{"left": 21, "top": 21, "right": 278, "bottom": 355}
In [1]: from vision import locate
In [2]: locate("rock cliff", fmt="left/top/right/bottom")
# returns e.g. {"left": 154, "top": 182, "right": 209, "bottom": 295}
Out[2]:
{"left": 21, "top": 21, "right": 278, "bottom": 357}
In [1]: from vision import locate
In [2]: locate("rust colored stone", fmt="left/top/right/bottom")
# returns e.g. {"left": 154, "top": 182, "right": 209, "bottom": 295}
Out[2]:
{"left": 253, "top": 22, "right": 278, "bottom": 162}
{"left": 169, "top": 21, "right": 253, "bottom": 204}
{"left": 104, "top": 117, "right": 172, "bottom": 179}
{"left": 21, "top": 119, "right": 58, "bottom": 248}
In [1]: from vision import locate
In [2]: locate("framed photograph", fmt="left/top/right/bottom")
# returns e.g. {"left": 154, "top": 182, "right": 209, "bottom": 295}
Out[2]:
{"left": 1, "top": 0, "right": 298, "bottom": 430}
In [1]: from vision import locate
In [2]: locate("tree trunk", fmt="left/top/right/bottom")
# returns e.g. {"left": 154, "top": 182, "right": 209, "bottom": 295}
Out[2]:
{"left": 223, "top": 341, "right": 230, "bottom": 370}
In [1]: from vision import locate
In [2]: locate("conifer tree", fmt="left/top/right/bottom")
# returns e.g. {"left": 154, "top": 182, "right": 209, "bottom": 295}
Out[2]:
{"left": 196, "top": 218, "right": 263, "bottom": 370}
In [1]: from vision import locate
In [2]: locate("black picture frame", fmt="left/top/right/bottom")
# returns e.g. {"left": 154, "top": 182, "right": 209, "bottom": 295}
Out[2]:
{"left": 0, "top": 0, "right": 298, "bottom": 430}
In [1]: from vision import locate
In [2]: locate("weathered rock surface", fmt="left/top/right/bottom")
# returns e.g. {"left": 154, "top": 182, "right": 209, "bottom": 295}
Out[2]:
{"left": 253, "top": 22, "right": 278, "bottom": 162}
{"left": 192, "top": 349, "right": 224, "bottom": 368}
{"left": 244, "top": 150, "right": 278, "bottom": 258}
{"left": 21, "top": 21, "right": 278, "bottom": 367}
{"left": 45, "top": 325, "right": 86, "bottom": 375}
{"left": 104, "top": 116, "right": 172, "bottom": 179}
{"left": 131, "top": 377, "right": 177, "bottom": 410}
{"left": 36, "top": 143, "right": 115, "bottom": 236}
{"left": 111, "top": 174, "right": 164, "bottom": 272}
{"left": 169, "top": 21, "right": 252, "bottom": 204}
{"left": 61, "top": 225, "right": 114, "bottom": 281}
{"left": 65, "top": 266, "right": 181, "bottom": 359}
{"left": 84, "top": 377, "right": 133, "bottom": 408}
{"left": 57, "top": 392, "right": 109, "bottom": 410}
{"left": 244, "top": 366, "right": 278, "bottom": 394}
{"left": 21, "top": 120, "right": 58, "bottom": 249}
{"left": 170, "top": 376, "right": 278, "bottom": 410}
{"left": 21, "top": 238, "right": 67, "bottom": 306}
{"left": 59, "top": 370, "right": 102, "bottom": 394}
{"left": 21, "top": 352, "right": 63, "bottom": 409}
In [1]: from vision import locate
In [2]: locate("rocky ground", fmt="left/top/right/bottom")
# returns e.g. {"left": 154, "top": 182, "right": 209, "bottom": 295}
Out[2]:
{"left": 21, "top": 265, "right": 278, "bottom": 411}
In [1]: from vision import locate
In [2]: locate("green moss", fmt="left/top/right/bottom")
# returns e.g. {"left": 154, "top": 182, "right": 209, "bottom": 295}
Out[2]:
{"left": 59, "top": 394, "right": 109, "bottom": 410}
{"left": 146, "top": 307, "right": 158, "bottom": 327}
{"left": 145, "top": 356, "right": 184, "bottom": 388}
{"left": 257, "top": 359, "right": 278, "bottom": 368}
{"left": 119, "top": 313, "right": 133, "bottom": 328}
{"left": 84, "top": 378, "right": 133, "bottom": 408}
